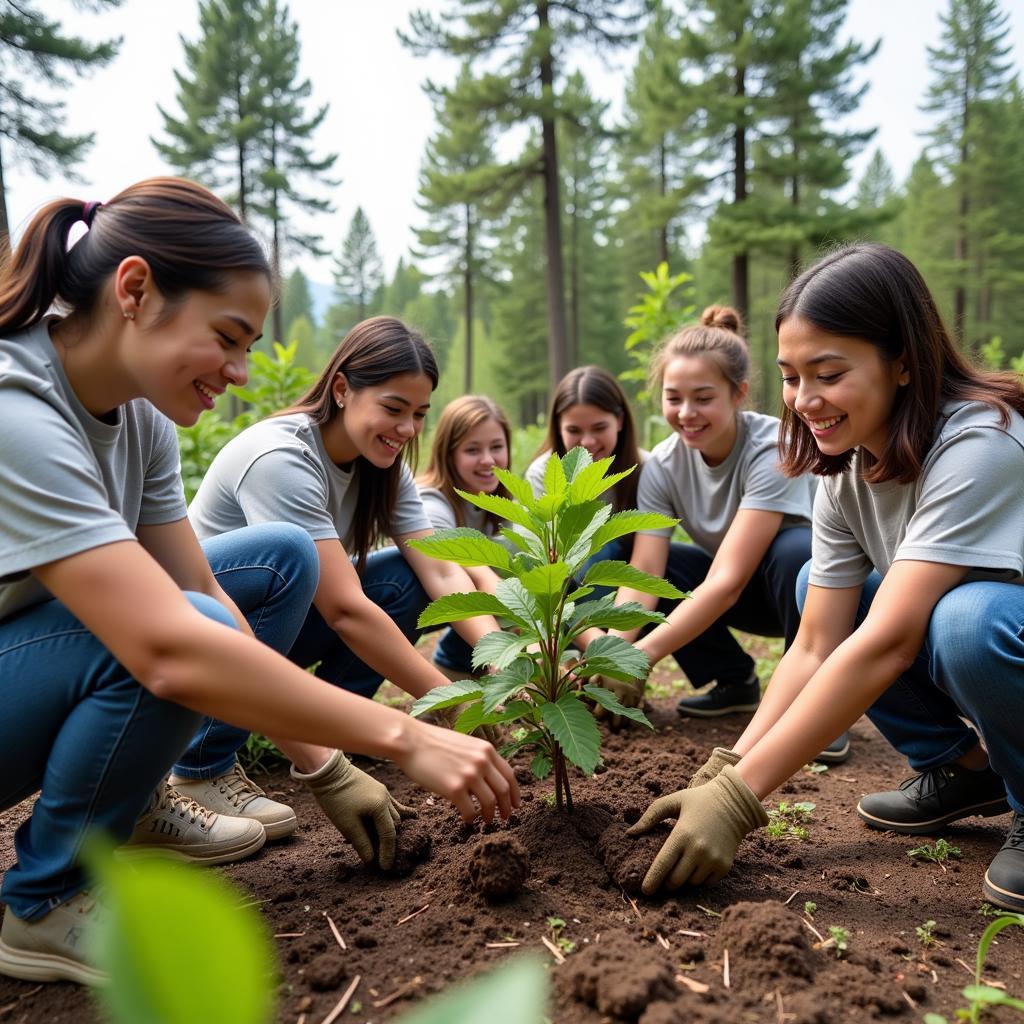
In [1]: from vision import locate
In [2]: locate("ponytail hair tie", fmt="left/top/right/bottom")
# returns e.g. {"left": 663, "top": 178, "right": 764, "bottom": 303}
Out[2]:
{"left": 82, "top": 201, "right": 102, "bottom": 227}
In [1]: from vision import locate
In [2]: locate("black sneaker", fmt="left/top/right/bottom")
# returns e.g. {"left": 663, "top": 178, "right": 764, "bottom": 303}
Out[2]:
{"left": 815, "top": 732, "right": 851, "bottom": 765}
{"left": 856, "top": 762, "right": 1009, "bottom": 835}
{"left": 676, "top": 673, "right": 760, "bottom": 718}
{"left": 983, "top": 812, "right": 1024, "bottom": 912}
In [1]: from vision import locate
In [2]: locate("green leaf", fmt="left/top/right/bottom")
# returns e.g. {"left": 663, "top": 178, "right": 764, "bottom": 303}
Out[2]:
{"left": 454, "top": 489, "right": 537, "bottom": 532}
{"left": 417, "top": 592, "right": 522, "bottom": 629}
{"left": 564, "top": 585, "right": 595, "bottom": 603}
{"left": 558, "top": 501, "right": 612, "bottom": 568}
{"left": 961, "top": 985, "right": 1024, "bottom": 1009}
{"left": 482, "top": 660, "right": 535, "bottom": 713}
{"left": 567, "top": 596, "right": 667, "bottom": 634}
{"left": 565, "top": 457, "right": 615, "bottom": 502}
{"left": 495, "top": 578, "right": 541, "bottom": 627}
{"left": 543, "top": 451, "right": 568, "bottom": 497}
{"left": 490, "top": 699, "right": 535, "bottom": 725}
{"left": 407, "top": 528, "right": 511, "bottom": 571}
{"left": 85, "top": 840, "right": 276, "bottom": 1024}
{"left": 492, "top": 467, "right": 536, "bottom": 509}
{"left": 520, "top": 562, "right": 571, "bottom": 598}
{"left": 472, "top": 631, "right": 531, "bottom": 671}
{"left": 560, "top": 445, "right": 592, "bottom": 482}
{"left": 590, "top": 510, "right": 678, "bottom": 550}
{"left": 499, "top": 526, "right": 534, "bottom": 555}
{"left": 976, "top": 914, "right": 1024, "bottom": 981}
{"left": 499, "top": 728, "right": 545, "bottom": 759}
{"left": 397, "top": 956, "right": 548, "bottom": 1024}
{"left": 533, "top": 493, "right": 564, "bottom": 522}
{"left": 582, "top": 560, "right": 686, "bottom": 599}
{"left": 540, "top": 693, "right": 601, "bottom": 775}
{"left": 578, "top": 635, "right": 650, "bottom": 682}
{"left": 409, "top": 679, "right": 483, "bottom": 718}
{"left": 531, "top": 751, "right": 552, "bottom": 779}
{"left": 583, "top": 684, "right": 653, "bottom": 728}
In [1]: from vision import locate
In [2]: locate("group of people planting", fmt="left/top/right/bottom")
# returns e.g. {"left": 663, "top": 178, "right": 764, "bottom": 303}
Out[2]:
{"left": 1, "top": 178, "right": 1022, "bottom": 988}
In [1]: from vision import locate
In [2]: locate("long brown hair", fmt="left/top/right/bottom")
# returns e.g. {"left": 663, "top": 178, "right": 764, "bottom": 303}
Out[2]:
{"left": 419, "top": 395, "right": 513, "bottom": 530}
{"left": 534, "top": 365, "right": 642, "bottom": 511}
{"left": 0, "top": 177, "right": 269, "bottom": 336}
{"left": 280, "top": 316, "right": 439, "bottom": 570}
{"left": 776, "top": 243, "right": 1024, "bottom": 483}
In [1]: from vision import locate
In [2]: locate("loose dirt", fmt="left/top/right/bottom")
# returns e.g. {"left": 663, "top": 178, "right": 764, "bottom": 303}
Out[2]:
{"left": 2, "top": 690, "right": 1022, "bottom": 1022}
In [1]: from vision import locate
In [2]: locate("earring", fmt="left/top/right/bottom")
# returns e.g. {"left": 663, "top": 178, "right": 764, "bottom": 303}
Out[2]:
{"left": 123, "top": 310, "right": 135, "bottom": 321}
{"left": 336, "top": 398, "right": 344, "bottom": 408}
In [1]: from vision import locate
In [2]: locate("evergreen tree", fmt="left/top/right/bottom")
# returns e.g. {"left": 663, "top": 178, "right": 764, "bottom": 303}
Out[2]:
{"left": 0, "top": 0, "right": 121, "bottom": 252}
{"left": 854, "top": 149, "right": 901, "bottom": 246}
{"left": 922, "top": 0, "right": 1014, "bottom": 340}
{"left": 402, "top": 0, "right": 644, "bottom": 394}
{"left": 380, "top": 258, "right": 425, "bottom": 317}
{"left": 281, "top": 268, "right": 315, "bottom": 335}
{"left": 333, "top": 206, "right": 384, "bottom": 322}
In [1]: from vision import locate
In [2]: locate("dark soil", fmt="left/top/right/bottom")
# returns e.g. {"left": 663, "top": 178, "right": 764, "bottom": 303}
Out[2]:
{"left": 3, "top": 680, "right": 1023, "bottom": 1022}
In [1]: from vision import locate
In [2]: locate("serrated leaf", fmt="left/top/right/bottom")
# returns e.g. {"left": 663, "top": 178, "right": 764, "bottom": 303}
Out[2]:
{"left": 409, "top": 679, "right": 483, "bottom": 718}
{"left": 564, "top": 456, "right": 614, "bottom": 502}
{"left": 498, "top": 727, "right": 546, "bottom": 759}
{"left": 564, "top": 585, "right": 595, "bottom": 603}
{"left": 543, "top": 451, "right": 567, "bottom": 497}
{"left": 540, "top": 693, "right": 601, "bottom": 775}
{"left": 407, "top": 528, "right": 511, "bottom": 571}
{"left": 560, "top": 445, "right": 592, "bottom": 482}
{"left": 533, "top": 492, "right": 564, "bottom": 522}
{"left": 519, "top": 562, "right": 571, "bottom": 598}
{"left": 531, "top": 751, "right": 552, "bottom": 779}
{"left": 578, "top": 635, "right": 650, "bottom": 682}
{"left": 482, "top": 659, "right": 535, "bottom": 713}
{"left": 499, "top": 526, "right": 533, "bottom": 554}
{"left": 558, "top": 502, "right": 613, "bottom": 569}
{"left": 590, "top": 510, "right": 678, "bottom": 550}
{"left": 472, "top": 631, "right": 530, "bottom": 671}
{"left": 567, "top": 596, "right": 668, "bottom": 634}
{"left": 418, "top": 592, "right": 523, "bottom": 629}
{"left": 454, "top": 488, "right": 536, "bottom": 531}
{"left": 582, "top": 684, "right": 653, "bottom": 728}
{"left": 572, "top": 466, "right": 635, "bottom": 504}
{"left": 492, "top": 467, "right": 536, "bottom": 508}
{"left": 491, "top": 699, "right": 534, "bottom": 724}
{"left": 495, "top": 577, "right": 541, "bottom": 626}
{"left": 582, "top": 560, "right": 686, "bottom": 599}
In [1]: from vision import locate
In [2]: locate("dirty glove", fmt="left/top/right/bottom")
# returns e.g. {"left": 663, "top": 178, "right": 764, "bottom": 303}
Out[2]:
{"left": 626, "top": 765, "right": 769, "bottom": 895}
{"left": 590, "top": 672, "right": 646, "bottom": 730}
{"left": 291, "top": 750, "right": 417, "bottom": 870}
{"left": 687, "top": 747, "right": 742, "bottom": 789}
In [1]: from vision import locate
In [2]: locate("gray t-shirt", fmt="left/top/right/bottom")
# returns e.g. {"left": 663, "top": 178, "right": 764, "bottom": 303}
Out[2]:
{"left": 810, "top": 401, "right": 1024, "bottom": 589}
{"left": 636, "top": 410, "right": 814, "bottom": 556}
{"left": 525, "top": 448, "right": 648, "bottom": 511}
{"left": 189, "top": 412, "right": 431, "bottom": 546}
{"left": 417, "top": 485, "right": 495, "bottom": 536}
{"left": 0, "top": 319, "right": 186, "bottom": 622}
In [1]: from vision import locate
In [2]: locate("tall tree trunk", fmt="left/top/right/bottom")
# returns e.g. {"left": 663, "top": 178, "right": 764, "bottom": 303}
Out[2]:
{"left": 569, "top": 141, "right": 579, "bottom": 367}
{"left": 235, "top": 75, "right": 248, "bottom": 224}
{"left": 464, "top": 204, "right": 474, "bottom": 393}
{"left": 732, "top": 57, "right": 749, "bottom": 325}
{"left": 954, "top": 72, "right": 969, "bottom": 343}
{"left": 658, "top": 136, "right": 669, "bottom": 266}
{"left": 537, "top": 0, "right": 570, "bottom": 396}
{"left": 271, "top": 131, "right": 284, "bottom": 345}
{"left": 788, "top": 115, "right": 801, "bottom": 280}
{"left": 0, "top": 140, "right": 10, "bottom": 263}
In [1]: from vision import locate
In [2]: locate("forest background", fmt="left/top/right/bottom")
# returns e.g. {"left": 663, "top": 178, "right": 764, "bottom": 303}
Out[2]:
{"left": 2, "top": 0, "right": 1022, "bottom": 434}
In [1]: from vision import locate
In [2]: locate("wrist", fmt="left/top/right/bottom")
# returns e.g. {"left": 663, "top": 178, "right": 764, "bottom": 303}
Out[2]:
{"left": 376, "top": 713, "right": 419, "bottom": 766}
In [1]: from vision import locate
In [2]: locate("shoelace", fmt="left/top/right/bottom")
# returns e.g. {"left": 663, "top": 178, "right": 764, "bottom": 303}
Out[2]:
{"left": 897, "top": 766, "right": 953, "bottom": 800}
{"left": 217, "top": 764, "right": 266, "bottom": 809}
{"left": 1005, "top": 813, "right": 1024, "bottom": 849}
{"left": 158, "top": 783, "right": 216, "bottom": 829}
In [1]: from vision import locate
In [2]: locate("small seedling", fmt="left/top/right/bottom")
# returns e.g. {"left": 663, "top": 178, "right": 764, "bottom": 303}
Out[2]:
{"left": 978, "top": 902, "right": 1003, "bottom": 918}
{"left": 766, "top": 801, "right": 815, "bottom": 840}
{"left": 827, "top": 925, "right": 850, "bottom": 959}
{"left": 907, "top": 838, "right": 962, "bottom": 868}
{"left": 349, "top": 1000, "right": 362, "bottom": 1014}
{"left": 546, "top": 917, "right": 575, "bottom": 955}
{"left": 803, "top": 901, "right": 817, "bottom": 920}
{"left": 916, "top": 920, "right": 937, "bottom": 948}
{"left": 803, "top": 762, "right": 829, "bottom": 775}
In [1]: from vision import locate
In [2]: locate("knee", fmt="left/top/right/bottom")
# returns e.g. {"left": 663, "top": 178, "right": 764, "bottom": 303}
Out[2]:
{"left": 254, "top": 522, "right": 319, "bottom": 589}
{"left": 184, "top": 591, "right": 239, "bottom": 631}
{"left": 795, "top": 559, "right": 812, "bottom": 613}
{"left": 928, "top": 582, "right": 1023, "bottom": 678}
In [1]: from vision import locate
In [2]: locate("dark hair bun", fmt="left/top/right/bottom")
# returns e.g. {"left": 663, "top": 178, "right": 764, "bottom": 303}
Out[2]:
{"left": 700, "top": 305, "right": 742, "bottom": 333}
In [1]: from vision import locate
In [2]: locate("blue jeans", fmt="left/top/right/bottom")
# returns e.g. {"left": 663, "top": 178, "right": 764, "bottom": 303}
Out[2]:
{"left": 172, "top": 525, "right": 320, "bottom": 780}
{"left": 659, "top": 527, "right": 811, "bottom": 688}
{"left": 0, "top": 523, "right": 317, "bottom": 920}
{"left": 795, "top": 563, "right": 1024, "bottom": 813}
{"left": 432, "top": 536, "right": 634, "bottom": 674}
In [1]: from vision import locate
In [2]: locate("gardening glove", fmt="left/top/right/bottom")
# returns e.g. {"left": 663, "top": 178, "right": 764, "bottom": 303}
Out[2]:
{"left": 431, "top": 664, "right": 503, "bottom": 746}
{"left": 590, "top": 672, "right": 646, "bottom": 731}
{"left": 687, "top": 747, "right": 742, "bottom": 789}
{"left": 626, "top": 765, "right": 769, "bottom": 895}
{"left": 291, "top": 750, "right": 417, "bottom": 870}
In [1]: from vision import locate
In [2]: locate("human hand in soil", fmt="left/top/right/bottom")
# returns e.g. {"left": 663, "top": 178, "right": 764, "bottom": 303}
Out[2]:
{"left": 397, "top": 719, "right": 520, "bottom": 824}
{"left": 626, "top": 765, "right": 769, "bottom": 894}
{"left": 687, "top": 746, "right": 742, "bottom": 789}
{"left": 291, "top": 750, "right": 417, "bottom": 870}
{"left": 590, "top": 672, "right": 646, "bottom": 730}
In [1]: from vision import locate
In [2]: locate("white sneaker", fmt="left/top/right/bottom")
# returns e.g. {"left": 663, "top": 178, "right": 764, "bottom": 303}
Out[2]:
{"left": 119, "top": 782, "right": 266, "bottom": 865}
{"left": 169, "top": 761, "right": 297, "bottom": 840}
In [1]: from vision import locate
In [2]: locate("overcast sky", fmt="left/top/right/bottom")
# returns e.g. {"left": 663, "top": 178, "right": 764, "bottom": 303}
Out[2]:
{"left": 6, "top": 0, "right": 1023, "bottom": 287}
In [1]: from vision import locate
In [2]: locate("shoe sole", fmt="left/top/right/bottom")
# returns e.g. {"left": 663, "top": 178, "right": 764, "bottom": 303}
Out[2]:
{"left": 855, "top": 796, "right": 1011, "bottom": 835}
{"left": 982, "top": 871, "right": 1024, "bottom": 913}
{"left": 676, "top": 701, "right": 760, "bottom": 719}
{"left": 115, "top": 826, "right": 267, "bottom": 866}
{"left": 813, "top": 740, "right": 852, "bottom": 765}
{"left": 0, "top": 939, "right": 106, "bottom": 986}
{"left": 263, "top": 813, "right": 298, "bottom": 842}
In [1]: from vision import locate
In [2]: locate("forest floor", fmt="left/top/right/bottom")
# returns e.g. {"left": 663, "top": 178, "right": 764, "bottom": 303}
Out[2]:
{"left": 2, "top": 639, "right": 1023, "bottom": 1024}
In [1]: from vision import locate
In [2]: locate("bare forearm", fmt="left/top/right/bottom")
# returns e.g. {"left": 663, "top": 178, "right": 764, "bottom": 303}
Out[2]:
{"left": 608, "top": 587, "right": 658, "bottom": 644}
{"left": 633, "top": 577, "right": 738, "bottom": 664}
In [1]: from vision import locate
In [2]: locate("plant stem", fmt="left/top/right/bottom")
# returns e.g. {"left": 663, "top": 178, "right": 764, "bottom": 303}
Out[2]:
{"left": 554, "top": 747, "right": 564, "bottom": 812}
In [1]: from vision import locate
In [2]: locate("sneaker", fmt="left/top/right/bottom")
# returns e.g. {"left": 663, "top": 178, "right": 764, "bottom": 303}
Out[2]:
{"left": 814, "top": 732, "right": 851, "bottom": 765}
{"left": 676, "top": 673, "right": 760, "bottom": 718}
{"left": 119, "top": 782, "right": 266, "bottom": 865}
{"left": 169, "top": 761, "right": 297, "bottom": 840}
{"left": 0, "top": 891, "right": 106, "bottom": 985}
{"left": 856, "top": 762, "right": 1010, "bottom": 835}
{"left": 983, "top": 812, "right": 1024, "bottom": 912}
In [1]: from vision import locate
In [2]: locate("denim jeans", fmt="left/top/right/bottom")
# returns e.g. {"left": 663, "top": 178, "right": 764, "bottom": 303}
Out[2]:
{"left": 795, "top": 562, "right": 1024, "bottom": 813}
{"left": 661, "top": 526, "right": 811, "bottom": 688}
{"left": 0, "top": 523, "right": 317, "bottom": 920}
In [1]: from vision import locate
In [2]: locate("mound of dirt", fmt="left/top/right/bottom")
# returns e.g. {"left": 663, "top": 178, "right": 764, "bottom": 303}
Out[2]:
{"left": 466, "top": 833, "right": 530, "bottom": 900}
{"left": 713, "top": 900, "right": 816, "bottom": 990}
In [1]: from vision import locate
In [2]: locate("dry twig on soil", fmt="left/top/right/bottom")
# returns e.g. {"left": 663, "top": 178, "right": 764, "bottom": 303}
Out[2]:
{"left": 319, "top": 975, "right": 360, "bottom": 1024}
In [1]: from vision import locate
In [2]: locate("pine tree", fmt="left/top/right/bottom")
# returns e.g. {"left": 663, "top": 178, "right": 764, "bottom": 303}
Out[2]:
{"left": 281, "top": 268, "right": 315, "bottom": 336}
{"left": 0, "top": 0, "right": 121, "bottom": 252}
{"left": 333, "top": 206, "right": 383, "bottom": 322}
{"left": 854, "top": 149, "right": 902, "bottom": 246}
{"left": 402, "top": 0, "right": 644, "bottom": 395}
{"left": 922, "top": 0, "right": 1014, "bottom": 341}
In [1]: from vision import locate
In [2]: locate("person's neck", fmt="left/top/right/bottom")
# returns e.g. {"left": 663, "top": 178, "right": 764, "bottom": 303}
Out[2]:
{"left": 318, "top": 414, "right": 360, "bottom": 469}
{"left": 49, "top": 314, "right": 137, "bottom": 417}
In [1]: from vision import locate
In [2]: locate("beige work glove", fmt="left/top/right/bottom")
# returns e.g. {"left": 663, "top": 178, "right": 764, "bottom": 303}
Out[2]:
{"left": 687, "top": 746, "right": 742, "bottom": 789}
{"left": 291, "top": 750, "right": 416, "bottom": 870}
{"left": 626, "top": 765, "right": 769, "bottom": 895}
{"left": 590, "top": 672, "right": 646, "bottom": 730}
